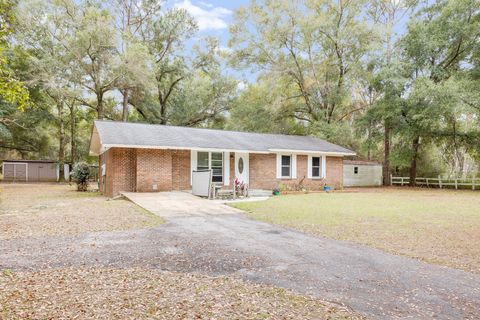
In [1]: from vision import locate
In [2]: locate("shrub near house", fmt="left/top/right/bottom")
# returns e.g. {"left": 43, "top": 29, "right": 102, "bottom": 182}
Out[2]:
{"left": 71, "top": 162, "right": 91, "bottom": 191}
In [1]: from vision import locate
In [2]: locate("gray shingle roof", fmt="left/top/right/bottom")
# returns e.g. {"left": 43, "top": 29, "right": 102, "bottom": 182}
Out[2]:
{"left": 90, "top": 120, "right": 355, "bottom": 155}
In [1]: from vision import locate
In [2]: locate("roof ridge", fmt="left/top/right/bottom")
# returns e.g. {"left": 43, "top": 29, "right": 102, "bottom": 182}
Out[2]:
{"left": 94, "top": 120, "right": 327, "bottom": 141}
{"left": 92, "top": 120, "right": 356, "bottom": 155}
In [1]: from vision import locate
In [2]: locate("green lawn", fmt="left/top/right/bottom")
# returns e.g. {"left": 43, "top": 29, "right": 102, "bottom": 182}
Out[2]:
{"left": 232, "top": 188, "right": 480, "bottom": 273}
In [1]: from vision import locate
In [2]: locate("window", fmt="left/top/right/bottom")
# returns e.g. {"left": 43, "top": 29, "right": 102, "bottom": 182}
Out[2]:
{"left": 211, "top": 152, "right": 223, "bottom": 183}
{"left": 276, "top": 154, "right": 296, "bottom": 179}
{"left": 311, "top": 156, "right": 321, "bottom": 178}
{"left": 308, "top": 155, "right": 325, "bottom": 179}
{"left": 197, "top": 152, "right": 209, "bottom": 171}
{"left": 281, "top": 155, "right": 291, "bottom": 178}
{"left": 354, "top": 166, "right": 359, "bottom": 174}
{"left": 238, "top": 157, "right": 244, "bottom": 174}
{"left": 197, "top": 151, "right": 223, "bottom": 183}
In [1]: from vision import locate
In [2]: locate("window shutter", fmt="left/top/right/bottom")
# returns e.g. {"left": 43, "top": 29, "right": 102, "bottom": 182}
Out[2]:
{"left": 224, "top": 152, "right": 230, "bottom": 186}
{"left": 276, "top": 154, "right": 282, "bottom": 179}
{"left": 190, "top": 150, "right": 197, "bottom": 185}
{"left": 307, "top": 155, "right": 312, "bottom": 179}
{"left": 292, "top": 154, "right": 297, "bottom": 179}
{"left": 322, "top": 155, "right": 327, "bottom": 178}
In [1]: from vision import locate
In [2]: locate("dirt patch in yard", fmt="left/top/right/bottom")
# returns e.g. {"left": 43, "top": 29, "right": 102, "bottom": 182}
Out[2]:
{"left": 0, "top": 184, "right": 162, "bottom": 239}
{"left": 0, "top": 268, "right": 359, "bottom": 320}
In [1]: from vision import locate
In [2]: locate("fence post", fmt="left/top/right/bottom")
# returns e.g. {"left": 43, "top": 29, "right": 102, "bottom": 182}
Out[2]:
{"left": 455, "top": 178, "right": 458, "bottom": 190}
{"left": 390, "top": 174, "right": 393, "bottom": 186}
{"left": 438, "top": 175, "right": 442, "bottom": 189}
{"left": 401, "top": 177, "right": 404, "bottom": 186}
{"left": 473, "top": 179, "right": 476, "bottom": 191}
{"left": 426, "top": 178, "right": 429, "bottom": 188}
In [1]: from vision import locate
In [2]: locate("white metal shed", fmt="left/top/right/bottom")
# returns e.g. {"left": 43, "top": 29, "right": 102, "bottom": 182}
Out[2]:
{"left": 343, "top": 160, "right": 383, "bottom": 187}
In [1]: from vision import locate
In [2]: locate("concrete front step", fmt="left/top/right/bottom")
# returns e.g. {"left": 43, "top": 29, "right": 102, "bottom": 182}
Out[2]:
{"left": 248, "top": 189, "right": 273, "bottom": 197}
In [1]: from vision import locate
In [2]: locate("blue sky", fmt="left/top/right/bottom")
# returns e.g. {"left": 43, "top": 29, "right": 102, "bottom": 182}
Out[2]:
{"left": 171, "top": 0, "right": 411, "bottom": 46}
{"left": 170, "top": 0, "right": 411, "bottom": 82}
{"left": 172, "top": 0, "right": 241, "bottom": 46}
{"left": 169, "top": 0, "right": 251, "bottom": 81}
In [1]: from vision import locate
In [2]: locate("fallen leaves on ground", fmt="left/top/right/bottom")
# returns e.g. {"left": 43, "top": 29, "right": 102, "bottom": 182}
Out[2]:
{"left": 0, "top": 268, "right": 360, "bottom": 320}
{"left": 0, "top": 184, "right": 163, "bottom": 240}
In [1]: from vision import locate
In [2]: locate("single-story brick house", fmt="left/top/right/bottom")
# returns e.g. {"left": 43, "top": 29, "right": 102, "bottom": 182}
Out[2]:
{"left": 89, "top": 121, "right": 356, "bottom": 197}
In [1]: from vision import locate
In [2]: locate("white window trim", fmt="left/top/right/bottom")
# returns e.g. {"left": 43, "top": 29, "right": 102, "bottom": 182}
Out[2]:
{"left": 190, "top": 150, "right": 197, "bottom": 185}
{"left": 276, "top": 154, "right": 296, "bottom": 179}
{"left": 223, "top": 152, "right": 230, "bottom": 186}
{"left": 307, "top": 155, "right": 326, "bottom": 179}
{"left": 292, "top": 154, "right": 297, "bottom": 179}
{"left": 210, "top": 152, "right": 223, "bottom": 183}
{"left": 322, "top": 155, "right": 327, "bottom": 178}
{"left": 191, "top": 151, "right": 225, "bottom": 185}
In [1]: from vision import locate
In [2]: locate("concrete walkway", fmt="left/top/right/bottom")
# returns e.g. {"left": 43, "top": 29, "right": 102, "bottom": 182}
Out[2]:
{"left": 121, "top": 191, "right": 242, "bottom": 217}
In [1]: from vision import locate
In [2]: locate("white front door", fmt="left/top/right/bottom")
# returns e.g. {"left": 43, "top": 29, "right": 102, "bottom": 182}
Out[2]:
{"left": 235, "top": 152, "right": 249, "bottom": 185}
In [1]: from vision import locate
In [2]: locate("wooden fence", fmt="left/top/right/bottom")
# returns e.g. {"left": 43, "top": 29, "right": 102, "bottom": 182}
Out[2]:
{"left": 391, "top": 175, "right": 480, "bottom": 190}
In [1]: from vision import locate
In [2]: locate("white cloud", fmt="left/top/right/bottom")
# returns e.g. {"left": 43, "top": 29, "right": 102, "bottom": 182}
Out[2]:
{"left": 218, "top": 45, "right": 233, "bottom": 54}
{"left": 198, "top": 1, "right": 213, "bottom": 8}
{"left": 237, "top": 81, "right": 247, "bottom": 92}
{"left": 175, "top": 0, "right": 232, "bottom": 31}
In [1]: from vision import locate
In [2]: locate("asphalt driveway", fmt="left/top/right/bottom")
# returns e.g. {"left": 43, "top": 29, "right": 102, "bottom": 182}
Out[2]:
{"left": 1, "top": 192, "right": 479, "bottom": 319}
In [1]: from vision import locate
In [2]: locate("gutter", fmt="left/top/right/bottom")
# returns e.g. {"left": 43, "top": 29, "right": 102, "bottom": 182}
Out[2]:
{"left": 90, "top": 144, "right": 355, "bottom": 157}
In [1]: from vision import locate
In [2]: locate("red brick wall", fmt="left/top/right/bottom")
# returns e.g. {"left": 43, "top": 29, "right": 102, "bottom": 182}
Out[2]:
{"left": 172, "top": 150, "right": 191, "bottom": 190}
{"left": 249, "top": 153, "right": 343, "bottom": 190}
{"left": 116, "top": 149, "right": 136, "bottom": 194}
{"left": 99, "top": 151, "right": 106, "bottom": 194}
{"left": 325, "top": 156, "right": 343, "bottom": 188}
{"left": 106, "top": 150, "right": 113, "bottom": 196}
{"left": 102, "top": 148, "right": 136, "bottom": 197}
{"left": 136, "top": 149, "right": 172, "bottom": 192}
{"left": 101, "top": 148, "right": 344, "bottom": 197}
{"left": 249, "top": 153, "right": 278, "bottom": 189}
{"left": 229, "top": 153, "right": 235, "bottom": 186}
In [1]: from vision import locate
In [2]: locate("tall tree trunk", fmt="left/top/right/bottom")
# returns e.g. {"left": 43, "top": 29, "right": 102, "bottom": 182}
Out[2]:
{"left": 367, "top": 120, "right": 372, "bottom": 161}
{"left": 58, "top": 102, "right": 66, "bottom": 182}
{"left": 382, "top": 14, "right": 394, "bottom": 186}
{"left": 158, "top": 83, "right": 168, "bottom": 124}
{"left": 383, "top": 121, "right": 391, "bottom": 185}
{"left": 159, "top": 101, "right": 167, "bottom": 124}
{"left": 158, "top": 93, "right": 167, "bottom": 125}
{"left": 69, "top": 103, "right": 77, "bottom": 164}
{"left": 160, "top": 105, "right": 167, "bottom": 124}
{"left": 97, "top": 92, "right": 104, "bottom": 120}
{"left": 409, "top": 136, "right": 420, "bottom": 186}
{"left": 122, "top": 88, "right": 129, "bottom": 122}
